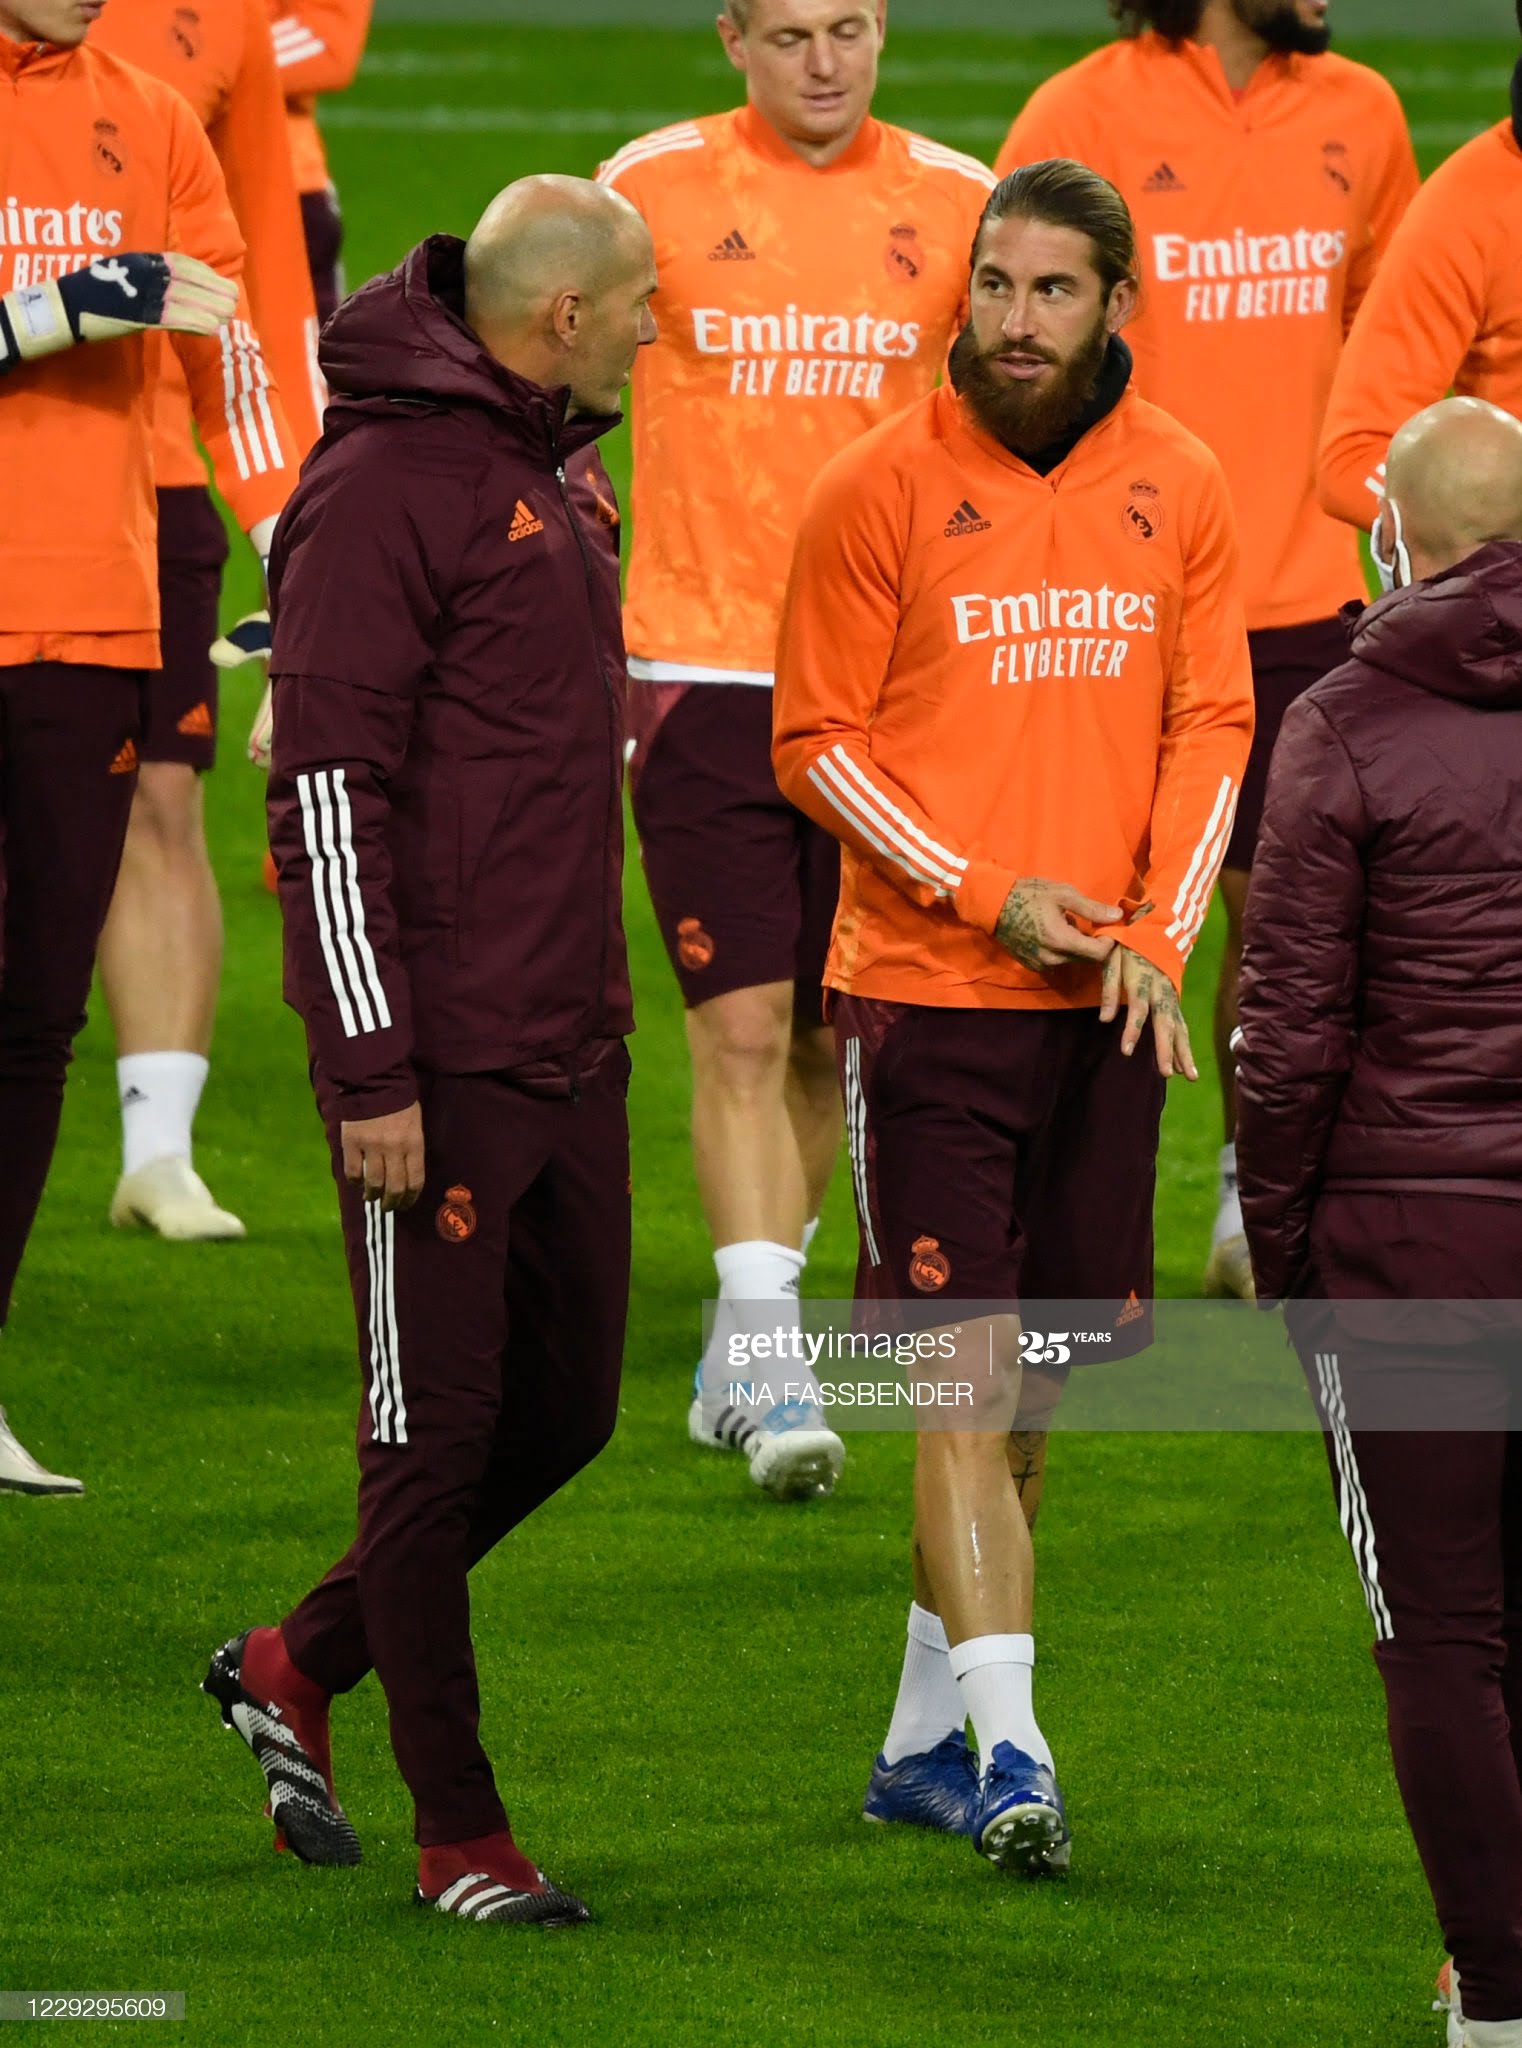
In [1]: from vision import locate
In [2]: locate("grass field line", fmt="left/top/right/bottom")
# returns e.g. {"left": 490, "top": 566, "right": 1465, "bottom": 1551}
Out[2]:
{"left": 324, "top": 101, "right": 1489, "bottom": 148}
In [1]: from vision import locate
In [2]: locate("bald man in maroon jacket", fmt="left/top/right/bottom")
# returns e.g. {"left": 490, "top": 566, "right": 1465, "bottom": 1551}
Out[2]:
{"left": 200, "top": 175, "right": 658, "bottom": 1932}
{"left": 1237, "top": 398, "right": 1522, "bottom": 2047}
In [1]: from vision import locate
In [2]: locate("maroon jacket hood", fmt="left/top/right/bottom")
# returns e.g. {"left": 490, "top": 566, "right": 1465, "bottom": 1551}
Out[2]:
{"left": 1349, "top": 540, "right": 1522, "bottom": 710}
{"left": 317, "top": 234, "right": 616, "bottom": 459}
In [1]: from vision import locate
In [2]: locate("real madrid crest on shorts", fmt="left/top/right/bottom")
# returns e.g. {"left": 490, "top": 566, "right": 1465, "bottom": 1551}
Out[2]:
{"left": 435, "top": 1184, "right": 477, "bottom": 1244}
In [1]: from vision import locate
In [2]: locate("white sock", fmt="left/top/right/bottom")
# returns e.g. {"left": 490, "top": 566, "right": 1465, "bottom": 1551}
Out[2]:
{"left": 1466, "top": 2021, "right": 1522, "bottom": 2046}
{"left": 118, "top": 1053, "right": 208, "bottom": 1175}
{"left": 1212, "top": 1139, "right": 1243, "bottom": 1248}
{"left": 881, "top": 1603, "right": 966, "bottom": 1764}
{"left": 701, "top": 1240, "right": 823, "bottom": 1427}
{"left": 948, "top": 1632, "right": 1053, "bottom": 1775}
{"left": 801, "top": 1216, "right": 821, "bottom": 1258}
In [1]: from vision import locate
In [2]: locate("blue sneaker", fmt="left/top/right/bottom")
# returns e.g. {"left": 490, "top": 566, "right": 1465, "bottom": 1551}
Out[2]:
{"left": 863, "top": 1731, "right": 979, "bottom": 1834}
{"left": 970, "top": 1741, "right": 1071, "bottom": 1877}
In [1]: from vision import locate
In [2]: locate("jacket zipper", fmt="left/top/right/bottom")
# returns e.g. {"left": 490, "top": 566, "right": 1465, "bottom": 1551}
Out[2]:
{"left": 556, "top": 458, "right": 617, "bottom": 1097}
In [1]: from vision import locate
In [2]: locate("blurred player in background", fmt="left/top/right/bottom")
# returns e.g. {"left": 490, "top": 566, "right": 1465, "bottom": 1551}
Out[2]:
{"left": 1320, "top": 2, "right": 1522, "bottom": 541}
{"left": 598, "top": 0, "right": 993, "bottom": 1503}
{"left": 774, "top": 161, "right": 1252, "bottom": 1864}
{"left": 268, "top": 0, "right": 373, "bottom": 320}
{"left": 92, "top": 0, "right": 321, "bottom": 1242}
{"left": 997, "top": 0, "right": 1416, "bottom": 1300}
{"left": 0, "top": 0, "right": 271, "bottom": 1493}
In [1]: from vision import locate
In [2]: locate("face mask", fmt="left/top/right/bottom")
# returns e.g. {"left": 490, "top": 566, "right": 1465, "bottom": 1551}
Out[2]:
{"left": 1371, "top": 497, "right": 1412, "bottom": 594}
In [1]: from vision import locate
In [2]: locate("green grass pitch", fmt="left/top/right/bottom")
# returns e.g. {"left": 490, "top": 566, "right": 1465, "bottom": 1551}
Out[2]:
{"left": 1, "top": 21, "right": 1510, "bottom": 2045}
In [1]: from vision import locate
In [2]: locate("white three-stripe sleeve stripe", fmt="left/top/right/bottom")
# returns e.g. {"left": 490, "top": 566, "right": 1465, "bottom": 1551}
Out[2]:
{"left": 597, "top": 127, "right": 704, "bottom": 186}
{"left": 843, "top": 1039, "right": 881, "bottom": 1267}
{"left": 365, "top": 1206, "right": 407, "bottom": 1445}
{"left": 1314, "top": 1352, "right": 1392, "bottom": 1639}
{"left": 295, "top": 769, "right": 392, "bottom": 1037}
{"left": 1166, "top": 775, "right": 1237, "bottom": 941}
{"left": 1173, "top": 794, "right": 1239, "bottom": 958}
{"left": 807, "top": 747, "right": 966, "bottom": 896}
{"left": 218, "top": 327, "right": 251, "bottom": 481}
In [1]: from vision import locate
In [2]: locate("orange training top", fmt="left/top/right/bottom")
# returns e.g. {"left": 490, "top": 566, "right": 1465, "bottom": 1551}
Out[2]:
{"left": 772, "top": 379, "right": 1255, "bottom": 1005}
{"left": 0, "top": 35, "right": 276, "bottom": 666}
{"left": 996, "top": 33, "right": 1417, "bottom": 631}
{"left": 94, "top": 0, "right": 322, "bottom": 493}
{"left": 598, "top": 106, "right": 994, "bottom": 681}
{"left": 1320, "top": 120, "right": 1522, "bottom": 531}
{"left": 268, "top": 0, "right": 372, "bottom": 195}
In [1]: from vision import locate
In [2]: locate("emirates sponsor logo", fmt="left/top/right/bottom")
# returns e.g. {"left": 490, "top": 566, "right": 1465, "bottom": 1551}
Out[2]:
{"left": 951, "top": 584, "right": 1160, "bottom": 688}
{"left": 1152, "top": 226, "right": 1347, "bottom": 282}
{"left": 0, "top": 197, "right": 125, "bottom": 249}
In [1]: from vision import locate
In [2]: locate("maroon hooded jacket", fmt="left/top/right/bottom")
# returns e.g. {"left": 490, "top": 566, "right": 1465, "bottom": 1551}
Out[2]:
{"left": 267, "top": 236, "right": 633, "bottom": 1120}
{"left": 1237, "top": 540, "right": 1522, "bottom": 1300}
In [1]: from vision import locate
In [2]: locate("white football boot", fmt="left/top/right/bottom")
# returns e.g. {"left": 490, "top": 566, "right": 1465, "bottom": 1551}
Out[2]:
{"left": 1202, "top": 1232, "right": 1255, "bottom": 1302}
{"left": 110, "top": 1156, "right": 245, "bottom": 1241}
{"left": 688, "top": 1370, "right": 844, "bottom": 1502}
{"left": 0, "top": 1407, "right": 83, "bottom": 1495}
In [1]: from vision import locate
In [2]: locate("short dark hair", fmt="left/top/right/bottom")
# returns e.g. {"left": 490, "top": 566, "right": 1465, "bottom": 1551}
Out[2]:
{"left": 1108, "top": 0, "right": 1205, "bottom": 36}
{"left": 975, "top": 158, "right": 1138, "bottom": 298}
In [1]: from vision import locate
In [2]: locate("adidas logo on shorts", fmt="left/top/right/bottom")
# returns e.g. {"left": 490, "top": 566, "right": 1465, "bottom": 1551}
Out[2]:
{"left": 944, "top": 499, "right": 992, "bottom": 538}
{"left": 1142, "top": 162, "right": 1186, "bottom": 193}
{"left": 708, "top": 229, "right": 756, "bottom": 261}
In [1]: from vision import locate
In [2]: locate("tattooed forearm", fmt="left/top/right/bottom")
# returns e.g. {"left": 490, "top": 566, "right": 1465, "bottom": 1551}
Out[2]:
{"left": 994, "top": 882, "right": 1046, "bottom": 970}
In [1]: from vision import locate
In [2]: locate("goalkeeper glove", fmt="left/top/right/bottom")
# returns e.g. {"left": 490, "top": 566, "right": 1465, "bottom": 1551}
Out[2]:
{"left": 0, "top": 253, "right": 237, "bottom": 373}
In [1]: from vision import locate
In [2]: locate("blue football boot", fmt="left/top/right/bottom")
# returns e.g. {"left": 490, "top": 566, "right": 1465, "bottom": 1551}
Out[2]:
{"left": 862, "top": 1730, "right": 979, "bottom": 1834}
{"left": 970, "top": 1741, "right": 1071, "bottom": 1876}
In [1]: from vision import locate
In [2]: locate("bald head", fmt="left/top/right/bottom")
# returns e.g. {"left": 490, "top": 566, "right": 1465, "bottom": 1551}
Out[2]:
{"left": 461, "top": 174, "right": 657, "bottom": 416}
{"left": 1384, "top": 398, "right": 1522, "bottom": 583}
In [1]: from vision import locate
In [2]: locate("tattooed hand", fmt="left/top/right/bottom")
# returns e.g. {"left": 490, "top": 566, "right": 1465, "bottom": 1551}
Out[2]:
{"left": 1100, "top": 943, "right": 1197, "bottom": 1080}
{"left": 992, "top": 878, "right": 1122, "bottom": 972}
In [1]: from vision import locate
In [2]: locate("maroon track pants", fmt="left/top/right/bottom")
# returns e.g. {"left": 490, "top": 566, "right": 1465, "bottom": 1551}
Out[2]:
{"left": 0, "top": 663, "right": 142, "bottom": 1324}
{"left": 1292, "top": 1192, "right": 1522, "bottom": 2023}
{"left": 282, "top": 1051, "right": 631, "bottom": 1846}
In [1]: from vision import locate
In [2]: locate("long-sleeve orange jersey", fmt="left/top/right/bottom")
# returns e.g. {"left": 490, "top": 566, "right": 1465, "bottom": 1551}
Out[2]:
{"left": 1319, "top": 121, "right": 1522, "bottom": 532}
{"left": 996, "top": 34, "right": 1417, "bottom": 632}
{"left": 94, "top": 0, "right": 321, "bottom": 496}
{"left": 597, "top": 107, "right": 994, "bottom": 680}
{"left": 267, "top": 0, "right": 372, "bottom": 194}
{"left": 0, "top": 35, "right": 268, "bottom": 664}
{"left": 772, "top": 380, "right": 1255, "bottom": 1008}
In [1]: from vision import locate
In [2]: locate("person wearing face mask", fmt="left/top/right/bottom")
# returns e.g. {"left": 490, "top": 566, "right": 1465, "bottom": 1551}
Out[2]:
{"left": 1237, "top": 396, "right": 1522, "bottom": 2048}
{"left": 995, "top": 0, "right": 1417, "bottom": 1308}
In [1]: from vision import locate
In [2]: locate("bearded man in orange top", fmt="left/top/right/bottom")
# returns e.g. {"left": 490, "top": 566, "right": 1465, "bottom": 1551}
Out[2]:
{"left": 598, "top": 0, "right": 994, "bottom": 1504}
{"left": 773, "top": 160, "right": 1252, "bottom": 1867}
{"left": 997, "top": 0, "right": 1416, "bottom": 1300}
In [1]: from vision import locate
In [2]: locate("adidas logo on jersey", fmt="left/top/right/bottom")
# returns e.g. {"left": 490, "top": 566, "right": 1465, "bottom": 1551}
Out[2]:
{"left": 708, "top": 229, "right": 756, "bottom": 262}
{"left": 1143, "top": 162, "right": 1186, "bottom": 193}
{"left": 508, "top": 499, "right": 544, "bottom": 542}
{"left": 944, "top": 500, "right": 991, "bottom": 538}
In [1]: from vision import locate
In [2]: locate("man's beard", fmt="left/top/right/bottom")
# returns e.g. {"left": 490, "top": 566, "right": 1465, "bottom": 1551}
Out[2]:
{"left": 1233, "top": 0, "right": 1332, "bottom": 54}
{"left": 954, "top": 310, "right": 1109, "bottom": 457}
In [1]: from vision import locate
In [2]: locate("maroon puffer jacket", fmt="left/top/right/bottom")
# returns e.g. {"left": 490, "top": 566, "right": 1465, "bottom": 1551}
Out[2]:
{"left": 267, "top": 236, "right": 632, "bottom": 1118}
{"left": 1237, "top": 541, "right": 1522, "bottom": 1299}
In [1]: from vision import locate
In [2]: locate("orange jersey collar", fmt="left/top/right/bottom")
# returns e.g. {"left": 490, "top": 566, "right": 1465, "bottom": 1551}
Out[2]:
{"left": 933, "top": 378, "right": 1134, "bottom": 484}
{"left": 1141, "top": 30, "right": 1304, "bottom": 115}
{"left": 734, "top": 100, "right": 883, "bottom": 176}
{"left": 0, "top": 31, "right": 73, "bottom": 78}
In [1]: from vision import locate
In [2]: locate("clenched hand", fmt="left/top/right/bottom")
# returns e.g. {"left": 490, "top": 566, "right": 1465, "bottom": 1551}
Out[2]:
{"left": 993, "top": 878, "right": 1123, "bottom": 972}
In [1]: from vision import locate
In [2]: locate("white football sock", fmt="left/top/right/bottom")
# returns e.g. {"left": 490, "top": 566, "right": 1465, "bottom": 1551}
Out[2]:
{"left": 882, "top": 1602, "right": 966, "bottom": 1764}
{"left": 801, "top": 1216, "right": 821, "bottom": 1258}
{"left": 701, "top": 1240, "right": 824, "bottom": 1429}
{"left": 948, "top": 1633, "right": 1054, "bottom": 1775}
{"left": 1212, "top": 1139, "right": 1243, "bottom": 1248}
{"left": 118, "top": 1053, "right": 208, "bottom": 1176}
{"left": 1466, "top": 2021, "right": 1522, "bottom": 2046}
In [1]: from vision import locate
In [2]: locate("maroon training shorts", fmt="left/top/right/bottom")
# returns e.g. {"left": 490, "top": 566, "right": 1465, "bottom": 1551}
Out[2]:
{"left": 300, "top": 186, "right": 345, "bottom": 325}
{"left": 628, "top": 680, "right": 840, "bottom": 1026}
{"left": 145, "top": 484, "right": 228, "bottom": 770}
{"left": 834, "top": 997, "right": 1165, "bottom": 1361}
{"left": 1224, "top": 614, "right": 1352, "bottom": 870}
